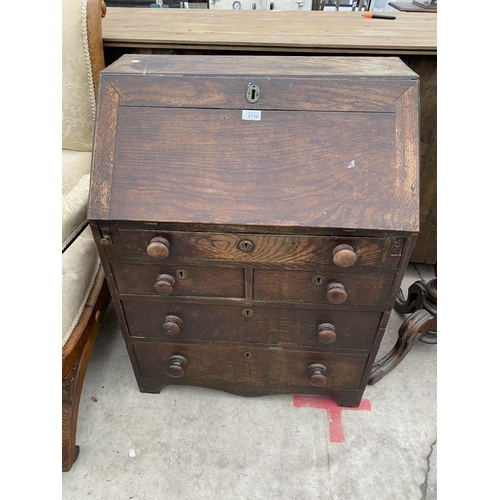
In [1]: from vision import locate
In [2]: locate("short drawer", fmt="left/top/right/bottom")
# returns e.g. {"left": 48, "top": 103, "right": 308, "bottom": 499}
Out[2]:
{"left": 253, "top": 269, "right": 394, "bottom": 308}
{"left": 111, "top": 263, "right": 245, "bottom": 298}
{"left": 134, "top": 341, "right": 368, "bottom": 391}
{"left": 117, "top": 229, "right": 388, "bottom": 268}
{"left": 122, "top": 300, "right": 381, "bottom": 350}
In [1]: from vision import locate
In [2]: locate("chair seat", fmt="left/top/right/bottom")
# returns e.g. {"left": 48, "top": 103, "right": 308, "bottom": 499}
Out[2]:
{"left": 62, "top": 149, "right": 92, "bottom": 197}
{"left": 63, "top": 173, "right": 91, "bottom": 250}
{"left": 62, "top": 225, "right": 100, "bottom": 347}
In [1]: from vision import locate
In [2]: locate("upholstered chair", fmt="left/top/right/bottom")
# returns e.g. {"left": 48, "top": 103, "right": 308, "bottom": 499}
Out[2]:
{"left": 62, "top": 0, "right": 110, "bottom": 472}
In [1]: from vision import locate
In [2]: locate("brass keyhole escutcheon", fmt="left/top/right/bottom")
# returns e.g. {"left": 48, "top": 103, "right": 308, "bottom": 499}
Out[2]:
{"left": 242, "top": 308, "right": 254, "bottom": 318}
{"left": 242, "top": 351, "right": 254, "bottom": 360}
{"left": 246, "top": 84, "right": 260, "bottom": 103}
{"left": 238, "top": 239, "right": 254, "bottom": 252}
{"left": 312, "top": 275, "right": 325, "bottom": 286}
{"left": 175, "top": 269, "right": 188, "bottom": 280}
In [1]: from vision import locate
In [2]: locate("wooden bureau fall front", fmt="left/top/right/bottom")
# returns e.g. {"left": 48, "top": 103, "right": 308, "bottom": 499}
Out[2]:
{"left": 88, "top": 55, "right": 419, "bottom": 407}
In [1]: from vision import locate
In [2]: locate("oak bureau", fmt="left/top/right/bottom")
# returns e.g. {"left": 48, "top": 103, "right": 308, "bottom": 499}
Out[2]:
{"left": 88, "top": 55, "right": 419, "bottom": 407}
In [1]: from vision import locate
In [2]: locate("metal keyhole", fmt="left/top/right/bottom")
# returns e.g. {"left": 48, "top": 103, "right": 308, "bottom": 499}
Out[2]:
{"left": 242, "top": 352, "right": 253, "bottom": 360}
{"left": 246, "top": 84, "right": 260, "bottom": 104}
{"left": 312, "top": 275, "right": 325, "bottom": 285}
{"left": 242, "top": 308, "right": 254, "bottom": 317}
{"left": 175, "top": 269, "right": 188, "bottom": 280}
{"left": 238, "top": 240, "right": 254, "bottom": 252}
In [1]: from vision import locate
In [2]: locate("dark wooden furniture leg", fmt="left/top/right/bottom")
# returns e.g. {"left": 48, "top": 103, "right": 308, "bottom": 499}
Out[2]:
{"left": 62, "top": 267, "right": 110, "bottom": 472}
{"left": 368, "top": 278, "right": 436, "bottom": 385}
{"left": 394, "top": 277, "right": 437, "bottom": 342}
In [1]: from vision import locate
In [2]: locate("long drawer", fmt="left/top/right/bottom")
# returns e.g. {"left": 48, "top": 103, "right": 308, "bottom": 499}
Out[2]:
{"left": 133, "top": 341, "right": 368, "bottom": 391}
{"left": 109, "top": 229, "right": 393, "bottom": 269}
{"left": 122, "top": 300, "right": 381, "bottom": 350}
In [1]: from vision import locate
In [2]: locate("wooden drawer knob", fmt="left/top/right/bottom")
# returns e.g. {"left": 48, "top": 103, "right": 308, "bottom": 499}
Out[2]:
{"left": 167, "top": 355, "right": 188, "bottom": 378}
{"left": 308, "top": 363, "right": 327, "bottom": 386}
{"left": 326, "top": 283, "right": 347, "bottom": 304}
{"left": 332, "top": 244, "right": 357, "bottom": 268}
{"left": 147, "top": 236, "right": 171, "bottom": 259}
{"left": 162, "top": 315, "right": 182, "bottom": 336}
{"left": 317, "top": 323, "right": 337, "bottom": 344}
{"left": 154, "top": 274, "right": 175, "bottom": 295}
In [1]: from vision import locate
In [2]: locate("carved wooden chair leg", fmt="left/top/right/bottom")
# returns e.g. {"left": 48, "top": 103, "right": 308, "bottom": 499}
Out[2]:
{"left": 62, "top": 325, "right": 99, "bottom": 472}
{"left": 368, "top": 309, "right": 435, "bottom": 385}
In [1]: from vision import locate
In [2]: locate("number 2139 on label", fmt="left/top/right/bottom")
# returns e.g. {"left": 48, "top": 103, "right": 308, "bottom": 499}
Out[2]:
{"left": 242, "top": 110, "right": 262, "bottom": 121}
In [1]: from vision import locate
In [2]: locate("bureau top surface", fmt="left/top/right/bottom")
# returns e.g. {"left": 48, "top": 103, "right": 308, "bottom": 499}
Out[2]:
{"left": 89, "top": 55, "right": 419, "bottom": 232}
{"left": 100, "top": 54, "right": 418, "bottom": 79}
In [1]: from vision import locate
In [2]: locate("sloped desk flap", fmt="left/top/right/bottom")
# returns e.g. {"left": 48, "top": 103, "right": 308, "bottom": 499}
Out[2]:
{"left": 89, "top": 55, "right": 419, "bottom": 232}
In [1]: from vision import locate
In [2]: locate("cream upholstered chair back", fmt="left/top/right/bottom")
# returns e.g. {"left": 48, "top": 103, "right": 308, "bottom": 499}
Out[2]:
{"left": 62, "top": 0, "right": 97, "bottom": 153}
{"left": 62, "top": 0, "right": 106, "bottom": 343}
{"left": 62, "top": 0, "right": 109, "bottom": 473}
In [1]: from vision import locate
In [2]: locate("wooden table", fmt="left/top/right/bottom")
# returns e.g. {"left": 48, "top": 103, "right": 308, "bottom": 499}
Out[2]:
{"left": 101, "top": 9, "right": 437, "bottom": 264}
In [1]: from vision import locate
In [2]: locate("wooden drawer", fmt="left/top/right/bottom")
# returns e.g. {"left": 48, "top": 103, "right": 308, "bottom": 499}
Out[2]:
{"left": 116, "top": 229, "right": 388, "bottom": 269}
{"left": 134, "top": 341, "right": 368, "bottom": 391}
{"left": 122, "top": 300, "right": 381, "bottom": 350}
{"left": 253, "top": 269, "right": 394, "bottom": 308}
{"left": 111, "top": 263, "right": 245, "bottom": 298}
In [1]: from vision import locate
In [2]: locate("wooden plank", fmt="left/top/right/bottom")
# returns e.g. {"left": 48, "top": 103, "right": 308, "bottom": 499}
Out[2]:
{"left": 103, "top": 54, "right": 418, "bottom": 78}
{"left": 102, "top": 9, "right": 437, "bottom": 55}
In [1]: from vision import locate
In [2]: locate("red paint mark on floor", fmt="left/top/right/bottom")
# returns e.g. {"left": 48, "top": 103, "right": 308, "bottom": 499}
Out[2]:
{"left": 293, "top": 395, "right": 371, "bottom": 443}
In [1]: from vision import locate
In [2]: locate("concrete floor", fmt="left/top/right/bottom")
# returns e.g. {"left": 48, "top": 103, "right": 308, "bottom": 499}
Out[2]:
{"left": 62, "top": 263, "right": 437, "bottom": 500}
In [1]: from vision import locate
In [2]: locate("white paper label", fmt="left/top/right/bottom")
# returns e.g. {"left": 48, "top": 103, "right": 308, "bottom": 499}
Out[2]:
{"left": 242, "top": 110, "right": 261, "bottom": 121}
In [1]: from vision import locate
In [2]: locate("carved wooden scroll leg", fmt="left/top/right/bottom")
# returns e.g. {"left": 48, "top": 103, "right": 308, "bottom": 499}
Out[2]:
{"left": 368, "top": 309, "right": 435, "bottom": 385}
{"left": 394, "top": 280, "right": 427, "bottom": 314}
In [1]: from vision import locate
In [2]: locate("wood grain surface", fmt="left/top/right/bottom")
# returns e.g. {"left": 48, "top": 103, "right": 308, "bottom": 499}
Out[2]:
{"left": 133, "top": 340, "right": 369, "bottom": 390}
{"left": 103, "top": 53, "right": 418, "bottom": 77}
{"left": 101, "top": 9, "right": 437, "bottom": 55}
{"left": 112, "top": 263, "right": 245, "bottom": 298}
{"left": 253, "top": 269, "right": 394, "bottom": 306}
{"left": 122, "top": 300, "right": 381, "bottom": 349}
{"left": 117, "top": 230, "right": 388, "bottom": 268}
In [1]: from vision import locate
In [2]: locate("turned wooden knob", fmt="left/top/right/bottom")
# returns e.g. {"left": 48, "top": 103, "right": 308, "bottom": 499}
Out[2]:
{"left": 308, "top": 363, "right": 327, "bottom": 386}
{"left": 167, "top": 355, "right": 188, "bottom": 378}
{"left": 153, "top": 274, "right": 175, "bottom": 295}
{"left": 147, "top": 236, "right": 171, "bottom": 259}
{"left": 162, "top": 315, "right": 182, "bottom": 336}
{"left": 326, "top": 282, "right": 347, "bottom": 304}
{"left": 317, "top": 323, "right": 337, "bottom": 344}
{"left": 332, "top": 244, "right": 357, "bottom": 268}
